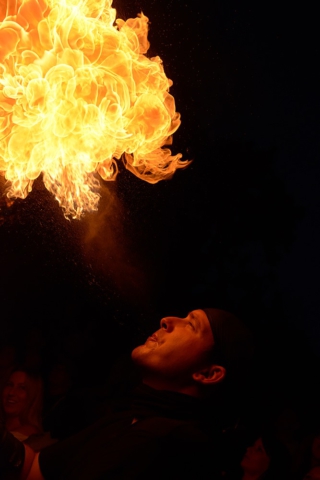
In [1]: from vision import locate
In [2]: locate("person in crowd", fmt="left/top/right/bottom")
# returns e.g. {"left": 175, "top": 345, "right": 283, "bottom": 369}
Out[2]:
{"left": 240, "top": 432, "right": 291, "bottom": 480}
{"left": 303, "top": 466, "right": 320, "bottom": 480}
{"left": 310, "top": 432, "right": 320, "bottom": 469}
{"left": 0, "top": 308, "right": 254, "bottom": 480}
{"left": 296, "top": 429, "right": 320, "bottom": 479}
{"left": 1, "top": 369, "right": 43, "bottom": 442}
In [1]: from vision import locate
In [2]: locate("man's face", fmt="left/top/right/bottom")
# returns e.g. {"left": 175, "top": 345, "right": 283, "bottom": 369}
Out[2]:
{"left": 131, "top": 309, "right": 215, "bottom": 387}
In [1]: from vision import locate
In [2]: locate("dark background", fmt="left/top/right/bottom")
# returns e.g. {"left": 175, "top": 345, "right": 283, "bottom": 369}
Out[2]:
{"left": 0, "top": 0, "right": 319, "bottom": 425}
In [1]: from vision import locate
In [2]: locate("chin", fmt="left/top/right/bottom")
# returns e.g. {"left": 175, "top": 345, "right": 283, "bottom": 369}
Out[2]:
{"left": 131, "top": 345, "right": 157, "bottom": 370}
{"left": 131, "top": 345, "right": 144, "bottom": 361}
{"left": 4, "top": 407, "right": 20, "bottom": 416}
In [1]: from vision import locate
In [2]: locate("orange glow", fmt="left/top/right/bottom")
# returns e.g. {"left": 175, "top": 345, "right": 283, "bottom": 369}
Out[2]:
{"left": 0, "top": 0, "right": 188, "bottom": 218}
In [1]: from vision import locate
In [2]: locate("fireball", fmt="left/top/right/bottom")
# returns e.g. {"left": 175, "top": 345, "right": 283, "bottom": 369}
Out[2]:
{"left": 0, "top": 0, "right": 188, "bottom": 218}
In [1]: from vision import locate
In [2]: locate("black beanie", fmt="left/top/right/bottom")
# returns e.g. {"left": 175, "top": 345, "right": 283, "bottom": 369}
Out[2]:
{"left": 202, "top": 308, "right": 254, "bottom": 379}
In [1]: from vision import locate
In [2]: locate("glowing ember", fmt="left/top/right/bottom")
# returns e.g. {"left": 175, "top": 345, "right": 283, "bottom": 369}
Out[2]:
{"left": 0, "top": 0, "right": 188, "bottom": 219}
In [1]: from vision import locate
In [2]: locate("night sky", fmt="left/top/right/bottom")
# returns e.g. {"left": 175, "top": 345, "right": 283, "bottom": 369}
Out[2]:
{"left": 0, "top": 0, "right": 319, "bottom": 416}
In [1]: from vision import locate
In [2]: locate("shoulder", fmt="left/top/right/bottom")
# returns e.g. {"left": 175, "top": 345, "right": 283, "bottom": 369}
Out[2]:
{"left": 10, "top": 425, "right": 42, "bottom": 441}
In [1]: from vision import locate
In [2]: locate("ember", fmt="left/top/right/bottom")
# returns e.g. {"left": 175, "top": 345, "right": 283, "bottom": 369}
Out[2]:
{"left": 0, "top": 0, "right": 188, "bottom": 219}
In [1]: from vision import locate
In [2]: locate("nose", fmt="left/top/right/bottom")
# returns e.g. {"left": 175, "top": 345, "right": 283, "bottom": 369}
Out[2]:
{"left": 160, "top": 317, "right": 172, "bottom": 332}
{"left": 160, "top": 316, "right": 182, "bottom": 332}
{"left": 5, "top": 389, "right": 14, "bottom": 400}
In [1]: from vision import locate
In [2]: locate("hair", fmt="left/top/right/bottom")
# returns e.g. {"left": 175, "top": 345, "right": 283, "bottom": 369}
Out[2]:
{"left": 2, "top": 368, "right": 44, "bottom": 432}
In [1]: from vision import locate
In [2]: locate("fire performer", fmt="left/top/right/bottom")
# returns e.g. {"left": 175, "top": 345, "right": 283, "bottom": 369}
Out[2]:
{"left": 0, "top": 308, "right": 253, "bottom": 479}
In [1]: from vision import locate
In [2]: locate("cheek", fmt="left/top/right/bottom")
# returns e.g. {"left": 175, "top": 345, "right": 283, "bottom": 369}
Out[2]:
{"left": 259, "top": 454, "right": 270, "bottom": 472}
{"left": 17, "top": 391, "right": 29, "bottom": 407}
{"left": 179, "top": 335, "right": 204, "bottom": 354}
{"left": 21, "top": 391, "right": 28, "bottom": 400}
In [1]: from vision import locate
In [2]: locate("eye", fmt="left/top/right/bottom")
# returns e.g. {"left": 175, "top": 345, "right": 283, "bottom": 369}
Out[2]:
{"left": 188, "top": 322, "right": 195, "bottom": 330}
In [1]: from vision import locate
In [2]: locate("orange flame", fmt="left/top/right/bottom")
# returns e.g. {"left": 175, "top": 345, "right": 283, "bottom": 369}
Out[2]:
{"left": 0, "top": 0, "right": 188, "bottom": 218}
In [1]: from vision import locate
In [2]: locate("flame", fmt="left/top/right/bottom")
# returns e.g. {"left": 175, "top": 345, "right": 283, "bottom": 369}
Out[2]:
{"left": 0, "top": 0, "right": 188, "bottom": 219}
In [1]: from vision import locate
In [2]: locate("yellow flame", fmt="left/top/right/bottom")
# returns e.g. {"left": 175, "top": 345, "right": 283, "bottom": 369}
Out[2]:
{"left": 0, "top": 0, "right": 188, "bottom": 218}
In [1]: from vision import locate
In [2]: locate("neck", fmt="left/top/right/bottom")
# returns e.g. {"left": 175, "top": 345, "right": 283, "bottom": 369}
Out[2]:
{"left": 5, "top": 416, "right": 23, "bottom": 432}
{"left": 141, "top": 377, "right": 201, "bottom": 398}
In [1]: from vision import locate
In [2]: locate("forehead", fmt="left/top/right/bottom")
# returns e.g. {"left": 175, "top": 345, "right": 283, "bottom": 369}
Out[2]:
{"left": 9, "top": 371, "right": 28, "bottom": 383}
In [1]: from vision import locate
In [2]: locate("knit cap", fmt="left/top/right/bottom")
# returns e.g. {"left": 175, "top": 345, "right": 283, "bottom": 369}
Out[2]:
{"left": 202, "top": 308, "right": 254, "bottom": 379}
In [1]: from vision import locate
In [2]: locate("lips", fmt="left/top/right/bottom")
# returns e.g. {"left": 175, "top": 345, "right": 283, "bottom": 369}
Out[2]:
{"left": 144, "top": 333, "right": 160, "bottom": 348}
{"left": 146, "top": 333, "right": 158, "bottom": 343}
{"left": 3, "top": 399, "right": 19, "bottom": 411}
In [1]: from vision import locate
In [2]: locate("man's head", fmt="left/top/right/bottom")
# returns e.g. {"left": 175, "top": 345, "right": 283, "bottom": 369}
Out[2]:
{"left": 131, "top": 308, "right": 253, "bottom": 397}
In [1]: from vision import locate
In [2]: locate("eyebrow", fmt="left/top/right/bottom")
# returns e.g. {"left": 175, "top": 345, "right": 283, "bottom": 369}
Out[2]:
{"left": 189, "top": 312, "right": 201, "bottom": 330}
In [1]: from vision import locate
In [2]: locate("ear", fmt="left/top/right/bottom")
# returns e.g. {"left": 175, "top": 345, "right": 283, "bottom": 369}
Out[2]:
{"left": 192, "top": 364, "right": 226, "bottom": 385}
